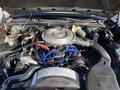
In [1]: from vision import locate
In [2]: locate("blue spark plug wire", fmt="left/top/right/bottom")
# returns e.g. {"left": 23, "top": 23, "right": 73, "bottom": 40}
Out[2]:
{"left": 41, "top": 45, "right": 80, "bottom": 67}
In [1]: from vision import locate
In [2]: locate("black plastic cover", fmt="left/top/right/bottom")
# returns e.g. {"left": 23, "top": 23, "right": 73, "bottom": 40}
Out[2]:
{"left": 29, "top": 67, "right": 80, "bottom": 90}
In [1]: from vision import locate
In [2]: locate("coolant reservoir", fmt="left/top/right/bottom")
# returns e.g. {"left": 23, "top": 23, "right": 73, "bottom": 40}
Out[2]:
{"left": 0, "top": 7, "right": 10, "bottom": 23}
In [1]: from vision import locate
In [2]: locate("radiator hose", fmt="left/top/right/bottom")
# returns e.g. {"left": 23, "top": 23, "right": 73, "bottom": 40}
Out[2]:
{"left": 1, "top": 65, "right": 40, "bottom": 90}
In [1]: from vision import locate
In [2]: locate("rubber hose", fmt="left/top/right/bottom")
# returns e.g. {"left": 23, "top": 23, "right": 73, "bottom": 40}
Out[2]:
{"left": 1, "top": 65, "right": 40, "bottom": 90}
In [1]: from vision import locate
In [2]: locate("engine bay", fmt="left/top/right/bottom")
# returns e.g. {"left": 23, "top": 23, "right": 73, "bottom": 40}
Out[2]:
{"left": 0, "top": 15, "right": 120, "bottom": 90}
{"left": 1, "top": 19, "right": 93, "bottom": 75}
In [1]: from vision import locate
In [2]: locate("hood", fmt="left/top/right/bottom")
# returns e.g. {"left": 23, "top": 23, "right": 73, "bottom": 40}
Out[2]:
{"left": 0, "top": 0, "right": 120, "bottom": 17}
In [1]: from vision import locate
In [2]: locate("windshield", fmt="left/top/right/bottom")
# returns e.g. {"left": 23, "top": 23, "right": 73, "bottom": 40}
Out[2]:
{"left": 13, "top": 11, "right": 106, "bottom": 20}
